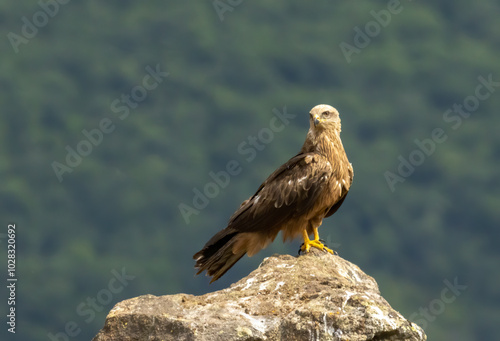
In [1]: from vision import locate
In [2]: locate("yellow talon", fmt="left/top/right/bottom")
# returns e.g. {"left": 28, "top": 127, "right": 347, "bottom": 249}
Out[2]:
{"left": 300, "top": 228, "right": 334, "bottom": 254}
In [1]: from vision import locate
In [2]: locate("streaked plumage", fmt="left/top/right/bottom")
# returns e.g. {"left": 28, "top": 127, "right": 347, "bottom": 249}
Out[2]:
{"left": 194, "top": 104, "right": 353, "bottom": 283}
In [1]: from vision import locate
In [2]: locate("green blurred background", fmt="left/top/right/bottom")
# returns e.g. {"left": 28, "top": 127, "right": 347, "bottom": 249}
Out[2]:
{"left": 1, "top": 1, "right": 499, "bottom": 340}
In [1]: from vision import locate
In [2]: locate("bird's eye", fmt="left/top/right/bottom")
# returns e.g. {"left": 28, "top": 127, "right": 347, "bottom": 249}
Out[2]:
{"left": 322, "top": 111, "right": 330, "bottom": 118}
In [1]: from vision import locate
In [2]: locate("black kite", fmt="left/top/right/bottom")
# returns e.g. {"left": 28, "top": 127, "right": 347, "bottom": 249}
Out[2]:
{"left": 194, "top": 104, "right": 353, "bottom": 282}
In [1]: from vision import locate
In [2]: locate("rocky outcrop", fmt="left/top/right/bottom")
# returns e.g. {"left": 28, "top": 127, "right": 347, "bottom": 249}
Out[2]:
{"left": 93, "top": 249, "right": 426, "bottom": 341}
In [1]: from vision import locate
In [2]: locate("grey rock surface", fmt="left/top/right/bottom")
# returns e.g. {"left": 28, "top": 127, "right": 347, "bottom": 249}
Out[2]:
{"left": 93, "top": 249, "right": 426, "bottom": 340}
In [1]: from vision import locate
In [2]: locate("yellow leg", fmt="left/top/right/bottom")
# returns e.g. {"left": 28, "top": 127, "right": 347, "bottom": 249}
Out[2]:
{"left": 313, "top": 228, "right": 320, "bottom": 241}
{"left": 300, "top": 228, "right": 334, "bottom": 254}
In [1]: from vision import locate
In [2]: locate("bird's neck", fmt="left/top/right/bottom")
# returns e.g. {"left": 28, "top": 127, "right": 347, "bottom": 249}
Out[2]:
{"left": 301, "top": 129, "right": 346, "bottom": 163}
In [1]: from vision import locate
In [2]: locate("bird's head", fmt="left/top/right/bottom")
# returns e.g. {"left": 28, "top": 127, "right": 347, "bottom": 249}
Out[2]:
{"left": 309, "top": 104, "right": 341, "bottom": 133}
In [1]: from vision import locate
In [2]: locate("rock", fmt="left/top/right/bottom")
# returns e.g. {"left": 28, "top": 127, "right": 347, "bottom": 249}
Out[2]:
{"left": 93, "top": 249, "right": 426, "bottom": 341}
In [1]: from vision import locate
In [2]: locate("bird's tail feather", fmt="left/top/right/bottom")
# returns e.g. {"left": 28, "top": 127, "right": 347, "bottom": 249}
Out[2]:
{"left": 194, "top": 230, "right": 274, "bottom": 283}
{"left": 193, "top": 230, "right": 246, "bottom": 283}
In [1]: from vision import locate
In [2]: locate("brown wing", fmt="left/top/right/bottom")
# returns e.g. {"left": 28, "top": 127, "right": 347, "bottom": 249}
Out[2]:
{"left": 226, "top": 152, "right": 333, "bottom": 234}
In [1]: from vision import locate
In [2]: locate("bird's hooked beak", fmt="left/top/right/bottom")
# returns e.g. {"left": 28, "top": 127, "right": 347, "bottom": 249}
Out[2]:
{"left": 313, "top": 115, "right": 321, "bottom": 127}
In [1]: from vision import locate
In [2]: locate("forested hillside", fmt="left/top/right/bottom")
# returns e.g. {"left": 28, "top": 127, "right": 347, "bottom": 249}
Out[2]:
{"left": 1, "top": 1, "right": 499, "bottom": 340}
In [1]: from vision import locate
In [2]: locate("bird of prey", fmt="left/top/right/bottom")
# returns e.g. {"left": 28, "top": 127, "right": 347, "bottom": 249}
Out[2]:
{"left": 194, "top": 104, "right": 353, "bottom": 283}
